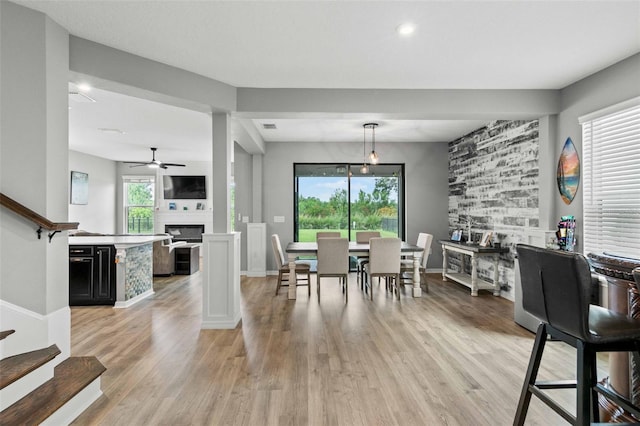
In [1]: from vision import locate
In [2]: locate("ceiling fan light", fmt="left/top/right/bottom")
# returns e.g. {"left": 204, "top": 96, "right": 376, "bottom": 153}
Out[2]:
{"left": 148, "top": 163, "right": 160, "bottom": 169}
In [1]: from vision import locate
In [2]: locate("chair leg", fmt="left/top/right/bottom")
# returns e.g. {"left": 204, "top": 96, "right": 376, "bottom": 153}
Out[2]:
{"left": 307, "top": 271, "right": 311, "bottom": 296}
{"left": 589, "top": 346, "right": 599, "bottom": 423}
{"left": 421, "top": 271, "right": 429, "bottom": 293}
{"left": 317, "top": 275, "right": 321, "bottom": 300}
{"left": 344, "top": 275, "right": 348, "bottom": 303}
{"left": 576, "top": 342, "right": 597, "bottom": 425}
{"left": 514, "top": 323, "right": 548, "bottom": 426}
{"left": 275, "top": 271, "right": 283, "bottom": 295}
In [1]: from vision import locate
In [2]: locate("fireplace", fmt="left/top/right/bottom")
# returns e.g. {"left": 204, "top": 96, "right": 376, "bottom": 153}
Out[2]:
{"left": 165, "top": 224, "right": 205, "bottom": 243}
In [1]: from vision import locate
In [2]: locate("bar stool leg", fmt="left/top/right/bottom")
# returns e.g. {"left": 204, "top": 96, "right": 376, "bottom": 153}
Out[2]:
{"left": 576, "top": 342, "right": 599, "bottom": 425}
{"left": 514, "top": 323, "right": 548, "bottom": 426}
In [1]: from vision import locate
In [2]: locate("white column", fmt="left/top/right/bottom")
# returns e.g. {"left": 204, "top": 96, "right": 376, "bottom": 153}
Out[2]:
{"left": 202, "top": 113, "right": 242, "bottom": 328}
{"left": 202, "top": 233, "right": 241, "bottom": 329}
{"left": 211, "top": 113, "right": 232, "bottom": 233}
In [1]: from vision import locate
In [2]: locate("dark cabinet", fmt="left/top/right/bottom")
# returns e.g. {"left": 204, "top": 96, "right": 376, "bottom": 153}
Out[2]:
{"left": 174, "top": 244, "right": 200, "bottom": 275}
{"left": 69, "top": 245, "right": 116, "bottom": 305}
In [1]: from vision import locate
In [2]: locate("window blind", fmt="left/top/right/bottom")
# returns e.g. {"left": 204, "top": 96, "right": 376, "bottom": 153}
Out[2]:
{"left": 580, "top": 98, "right": 640, "bottom": 259}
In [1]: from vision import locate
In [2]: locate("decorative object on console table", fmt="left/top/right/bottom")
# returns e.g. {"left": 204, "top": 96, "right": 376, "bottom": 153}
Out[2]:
{"left": 70, "top": 171, "right": 89, "bottom": 205}
{"left": 556, "top": 215, "right": 576, "bottom": 251}
{"left": 588, "top": 252, "right": 640, "bottom": 423}
{"left": 169, "top": 202, "right": 176, "bottom": 210}
{"left": 479, "top": 231, "right": 493, "bottom": 247}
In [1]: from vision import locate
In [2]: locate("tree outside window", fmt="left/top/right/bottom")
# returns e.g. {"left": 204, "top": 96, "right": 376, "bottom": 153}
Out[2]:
{"left": 125, "top": 177, "right": 154, "bottom": 234}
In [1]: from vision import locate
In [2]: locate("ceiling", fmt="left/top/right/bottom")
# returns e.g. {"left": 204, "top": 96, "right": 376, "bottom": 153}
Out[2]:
{"left": 22, "top": 1, "right": 640, "bottom": 162}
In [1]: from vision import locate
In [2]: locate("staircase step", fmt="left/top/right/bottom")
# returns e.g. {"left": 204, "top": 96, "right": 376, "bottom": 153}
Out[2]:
{"left": 0, "top": 330, "right": 15, "bottom": 340}
{"left": 0, "top": 356, "right": 106, "bottom": 425}
{"left": 0, "top": 344, "right": 61, "bottom": 389}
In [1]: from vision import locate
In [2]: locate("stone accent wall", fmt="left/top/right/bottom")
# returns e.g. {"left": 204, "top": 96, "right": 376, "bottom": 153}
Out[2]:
{"left": 448, "top": 120, "right": 539, "bottom": 299}
{"left": 124, "top": 244, "right": 153, "bottom": 300}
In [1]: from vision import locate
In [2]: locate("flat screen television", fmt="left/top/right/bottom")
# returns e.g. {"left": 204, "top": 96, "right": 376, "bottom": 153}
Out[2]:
{"left": 163, "top": 175, "right": 206, "bottom": 199}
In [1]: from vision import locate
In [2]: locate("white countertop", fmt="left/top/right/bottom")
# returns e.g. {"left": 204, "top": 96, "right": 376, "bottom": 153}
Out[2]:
{"left": 69, "top": 234, "right": 171, "bottom": 248}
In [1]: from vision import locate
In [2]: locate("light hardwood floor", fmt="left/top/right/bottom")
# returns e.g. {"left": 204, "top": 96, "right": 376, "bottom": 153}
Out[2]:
{"left": 70, "top": 271, "right": 605, "bottom": 425}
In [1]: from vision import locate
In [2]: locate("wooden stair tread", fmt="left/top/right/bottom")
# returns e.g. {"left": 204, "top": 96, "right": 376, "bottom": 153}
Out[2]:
{"left": 0, "top": 330, "right": 15, "bottom": 340}
{"left": 0, "top": 356, "right": 106, "bottom": 425}
{"left": 0, "top": 344, "right": 61, "bottom": 389}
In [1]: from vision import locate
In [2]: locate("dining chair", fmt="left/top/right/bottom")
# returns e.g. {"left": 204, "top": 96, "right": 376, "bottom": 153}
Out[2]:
{"left": 513, "top": 244, "right": 640, "bottom": 425}
{"left": 355, "top": 231, "right": 381, "bottom": 289}
{"left": 271, "top": 234, "right": 311, "bottom": 296}
{"left": 316, "top": 237, "right": 350, "bottom": 302}
{"left": 399, "top": 232, "right": 433, "bottom": 293}
{"left": 316, "top": 231, "right": 341, "bottom": 240}
{"left": 363, "top": 237, "right": 401, "bottom": 300}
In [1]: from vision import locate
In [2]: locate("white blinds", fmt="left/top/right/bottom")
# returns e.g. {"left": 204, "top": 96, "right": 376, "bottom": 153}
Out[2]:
{"left": 580, "top": 98, "right": 640, "bottom": 259}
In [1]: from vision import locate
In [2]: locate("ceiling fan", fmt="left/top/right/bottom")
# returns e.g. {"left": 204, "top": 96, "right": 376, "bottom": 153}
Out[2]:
{"left": 123, "top": 147, "right": 185, "bottom": 169}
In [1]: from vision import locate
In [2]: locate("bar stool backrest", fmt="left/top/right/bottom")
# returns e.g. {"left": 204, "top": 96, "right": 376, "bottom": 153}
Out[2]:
{"left": 516, "top": 244, "right": 593, "bottom": 342}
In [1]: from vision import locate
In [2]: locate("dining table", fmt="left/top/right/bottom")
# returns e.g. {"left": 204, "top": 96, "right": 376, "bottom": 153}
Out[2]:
{"left": 285, "top": 240, "right": 424, "bottom": 300}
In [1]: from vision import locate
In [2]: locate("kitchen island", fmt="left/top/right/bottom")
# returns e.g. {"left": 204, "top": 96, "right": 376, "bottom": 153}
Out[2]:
{"left": 69, "top": 234, "right": 171, "bottom": 307}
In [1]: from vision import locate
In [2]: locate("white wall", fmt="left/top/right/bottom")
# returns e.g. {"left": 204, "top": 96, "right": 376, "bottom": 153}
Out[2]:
{"left": 69, "top": 150, "right": 117, "bottom": 234}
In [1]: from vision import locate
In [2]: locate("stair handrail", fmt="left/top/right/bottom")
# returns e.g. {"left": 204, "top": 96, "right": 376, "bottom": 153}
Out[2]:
{"left": 0, "top": 193, "right": 78, "bottom": 242}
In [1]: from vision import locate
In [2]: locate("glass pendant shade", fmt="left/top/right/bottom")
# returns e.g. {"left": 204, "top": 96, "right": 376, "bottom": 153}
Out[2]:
{"left": 364, "top": 122, "right": 379, "bottom": 165}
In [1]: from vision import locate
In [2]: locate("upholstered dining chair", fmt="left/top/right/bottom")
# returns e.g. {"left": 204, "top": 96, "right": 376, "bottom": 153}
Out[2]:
{"left": 514, "top": 244, "right": 640, "bottom": 425}
{"left": 363, "top": 237, "right": 401, "bottom": 300}
{"left": 355, "top": 231, "right": 381, "bottom": 289}
{"left": 399, "top": 232, "right": 433, "bottom": 293}
{"left": 271, "top": 234, "right": 311, "bottom": 296}
{"left": 317, "top": 237, "right": 349, "bottom": 302}
{"left": 316, "top": 231, "right": 341, "bottom": 240}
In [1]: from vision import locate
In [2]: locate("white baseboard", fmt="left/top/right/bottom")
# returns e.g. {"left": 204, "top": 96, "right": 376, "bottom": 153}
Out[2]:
{"left": 114, "top": 290, "right": 154, "bottom": 308}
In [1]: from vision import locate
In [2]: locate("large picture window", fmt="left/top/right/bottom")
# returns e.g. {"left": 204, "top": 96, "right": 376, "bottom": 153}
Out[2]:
{"left": 124, "top": 176, "right": 155, "bottom": 234}
{"left": 580, "top": 97, "right": 640, "bottom": 259}
{"left": 294, "top": 163, "right": 404, "bottom": 242}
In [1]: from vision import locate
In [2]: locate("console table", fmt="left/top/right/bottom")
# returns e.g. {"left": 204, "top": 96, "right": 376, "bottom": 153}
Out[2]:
{"left": 439, "top": 240, "right": 509, "bottom": 296}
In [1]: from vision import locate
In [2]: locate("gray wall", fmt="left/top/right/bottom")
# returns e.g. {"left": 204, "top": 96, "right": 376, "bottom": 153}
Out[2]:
{"left": 555, "top": 53, "right": 640, "bottom": 253}
{"left": 69, "top": 150, "right": 117, "bottom": 234}
{"left": 233, "top": 143, "right": 254, "bottom": 271}
{"left": 262, "top": 141, "right": 449, "bottom": 272}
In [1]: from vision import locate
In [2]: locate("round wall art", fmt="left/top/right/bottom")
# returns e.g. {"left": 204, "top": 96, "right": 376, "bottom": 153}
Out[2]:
{"left": 557, "top": 137, "right": 580, "bottom": 204}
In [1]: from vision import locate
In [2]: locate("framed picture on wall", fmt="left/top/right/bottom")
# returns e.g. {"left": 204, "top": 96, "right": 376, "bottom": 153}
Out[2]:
{"left": 70, "top": 171, "right": 89, "bottom": 205}
{"left": 480, "top": 231, "right": 493, "bottom": 247}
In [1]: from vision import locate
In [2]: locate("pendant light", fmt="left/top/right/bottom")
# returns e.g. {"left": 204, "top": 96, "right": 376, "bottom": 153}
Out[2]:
{"left": 360, "top": 124, "right": 370, "bottom": 174}
{"left": 365, "top": 123, "right": 379, "bottom": 164}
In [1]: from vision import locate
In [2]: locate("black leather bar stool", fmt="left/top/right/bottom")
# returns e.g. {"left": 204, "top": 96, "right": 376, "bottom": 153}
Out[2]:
{"left": 514, "top": 244, "right": 640, "bottom": 425}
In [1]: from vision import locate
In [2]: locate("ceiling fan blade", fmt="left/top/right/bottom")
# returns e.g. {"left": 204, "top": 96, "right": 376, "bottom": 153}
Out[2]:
{"left": 126, "top": 163, "right": 150, "bottom": 168}
{"left": 122, "top": 161, "right": 149, "bottom": 165}
{"left": 161, "top": 163, "right": 186, "bottom": 167}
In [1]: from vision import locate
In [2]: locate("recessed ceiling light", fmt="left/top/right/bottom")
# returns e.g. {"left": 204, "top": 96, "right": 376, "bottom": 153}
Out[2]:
{"left": 77, "top": 83, "right": 92, "bottom": 92}
{"left": 396, "top": 23, "right": 416, "bottom": 36}
{"left": 262, "top": 123, "right": 277, "bottom": 130}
